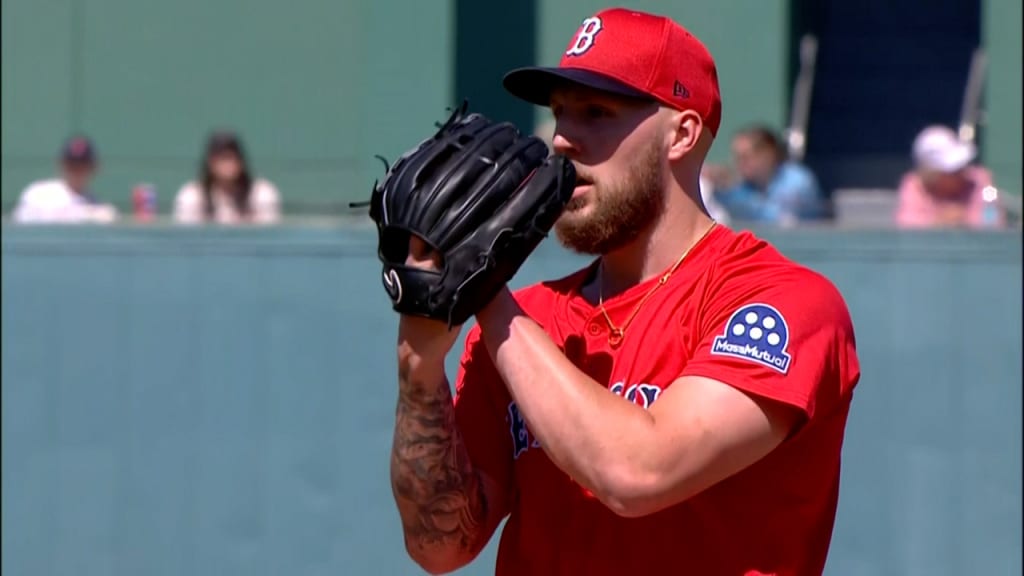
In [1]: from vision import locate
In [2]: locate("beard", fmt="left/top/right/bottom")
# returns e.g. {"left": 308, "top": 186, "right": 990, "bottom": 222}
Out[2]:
{"left": 554, "top": 140, "right": 664, "bottom": 255}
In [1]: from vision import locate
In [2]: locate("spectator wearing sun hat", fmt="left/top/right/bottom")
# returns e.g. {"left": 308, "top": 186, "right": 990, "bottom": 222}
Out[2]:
{"left": 895, "top": 125, "right": 1004, "bottom": 229}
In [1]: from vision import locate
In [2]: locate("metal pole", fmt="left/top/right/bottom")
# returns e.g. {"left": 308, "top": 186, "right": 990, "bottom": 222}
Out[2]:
{"left": 786, "top": 34, "right": 819, "bottom": 163}
{"left": 958, "top": 48, "right": 988, "bottom": 145}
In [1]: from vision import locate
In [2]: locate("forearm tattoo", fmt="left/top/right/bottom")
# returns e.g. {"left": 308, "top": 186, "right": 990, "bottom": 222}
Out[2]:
{"left": 391, "top": 364, "right": 488, "bottom": 558}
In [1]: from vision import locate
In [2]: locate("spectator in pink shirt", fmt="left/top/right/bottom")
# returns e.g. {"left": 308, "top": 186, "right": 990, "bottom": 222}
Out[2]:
{"left": 895, "top": 125, "right": 1004, "bottom": 229}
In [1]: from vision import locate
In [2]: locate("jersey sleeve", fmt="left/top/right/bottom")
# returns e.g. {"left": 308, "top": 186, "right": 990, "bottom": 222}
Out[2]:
{"left": 681, "top": 267, "right": 859, "bottom": 420}
{"left": 453, "top": 325, "right": 514, "bottom": 497}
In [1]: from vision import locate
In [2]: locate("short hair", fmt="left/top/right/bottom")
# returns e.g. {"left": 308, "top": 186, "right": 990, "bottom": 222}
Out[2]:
{"left": 734, "top": 125, "right": 786, "bottom": 160}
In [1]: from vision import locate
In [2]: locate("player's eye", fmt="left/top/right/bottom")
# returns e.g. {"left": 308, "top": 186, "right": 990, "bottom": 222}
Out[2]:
{"left": 585, "top": 105, "right": 610, "bottom": 120}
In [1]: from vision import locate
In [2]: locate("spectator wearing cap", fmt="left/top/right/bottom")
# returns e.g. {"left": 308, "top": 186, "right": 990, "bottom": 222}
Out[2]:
{"left": 11, "top": 136, "right": 118, "bottom": 224}
{"left": 895, "top": 125, "right": 1003, "bottom": 229}
{"left": 703, "top": 125, "right": 826, "bottom": 226}
{"left": 173, "top": 131, "right": 281, "bottom": 225}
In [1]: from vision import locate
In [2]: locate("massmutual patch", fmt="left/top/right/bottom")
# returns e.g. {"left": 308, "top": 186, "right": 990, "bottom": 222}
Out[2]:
{"left": 711, "top": 303, "right": 792, "bottom": 373}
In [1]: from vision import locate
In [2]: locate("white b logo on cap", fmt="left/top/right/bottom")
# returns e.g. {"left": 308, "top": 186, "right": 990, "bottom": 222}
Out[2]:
{"left": 566, "top": 17, "right": 602, "bottom": 56}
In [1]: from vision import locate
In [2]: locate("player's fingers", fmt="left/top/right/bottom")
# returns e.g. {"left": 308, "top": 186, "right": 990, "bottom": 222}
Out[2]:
{"left": 406, "top": 235, "right": 443, "bottom": 270}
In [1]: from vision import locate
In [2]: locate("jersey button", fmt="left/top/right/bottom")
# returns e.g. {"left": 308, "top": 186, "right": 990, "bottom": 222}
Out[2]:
{"left": 587, "top": 322, "right": 603, "bottom": 336}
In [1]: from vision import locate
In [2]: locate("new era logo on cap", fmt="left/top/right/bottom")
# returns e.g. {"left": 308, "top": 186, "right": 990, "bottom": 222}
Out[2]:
{"left": 503, "top": 8, "right": 722, "bottom": 136}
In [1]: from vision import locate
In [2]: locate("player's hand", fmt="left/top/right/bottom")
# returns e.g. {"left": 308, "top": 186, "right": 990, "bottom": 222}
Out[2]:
{"left": 397, "top": 236, "right": 462, "bottom": 362}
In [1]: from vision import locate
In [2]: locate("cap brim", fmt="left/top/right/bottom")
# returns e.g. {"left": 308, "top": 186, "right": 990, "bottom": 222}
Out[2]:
{"left": 503, "top": 66, "right": 651, "bottom": 107}
{"left": 919, "top": 143, "right": 978, "bottom": 173}
{"left": 61, "top": 155, "right": 96, "bottom": 165}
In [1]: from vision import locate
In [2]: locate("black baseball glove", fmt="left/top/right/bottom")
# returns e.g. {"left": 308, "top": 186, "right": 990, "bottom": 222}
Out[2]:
{"left": 353, "top": 101, "right": 575, "bottom": 327}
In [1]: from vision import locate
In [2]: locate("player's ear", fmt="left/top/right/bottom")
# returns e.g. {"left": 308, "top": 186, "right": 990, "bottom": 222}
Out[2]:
{"left": 667, "top": 109, "right": 704, "bottom": 162}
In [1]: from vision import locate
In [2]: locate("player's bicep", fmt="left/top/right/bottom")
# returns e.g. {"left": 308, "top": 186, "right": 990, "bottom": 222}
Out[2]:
{"left": 643, "top": 271, "right": 856, "bottom": 506}
{"left": 643, "top": 374, "right": 802, "bottom": 506}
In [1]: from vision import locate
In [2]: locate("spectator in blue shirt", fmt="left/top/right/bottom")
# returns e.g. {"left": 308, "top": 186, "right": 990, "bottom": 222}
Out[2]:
{"left": 704, "top": 126, "right": 827, "bottom": 225}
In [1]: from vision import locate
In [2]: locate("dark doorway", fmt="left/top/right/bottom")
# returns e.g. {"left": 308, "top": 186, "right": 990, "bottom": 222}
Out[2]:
{"left": 789, "top": 0, "right": 982, "bottom": 197}
{"left": 454, "top": 0, "right": 537, "bottom": 134}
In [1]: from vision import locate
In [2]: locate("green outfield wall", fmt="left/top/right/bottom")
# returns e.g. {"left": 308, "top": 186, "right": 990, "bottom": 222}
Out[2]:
{"left": 2, "top": 224, "right": 1021, "bottom": 576}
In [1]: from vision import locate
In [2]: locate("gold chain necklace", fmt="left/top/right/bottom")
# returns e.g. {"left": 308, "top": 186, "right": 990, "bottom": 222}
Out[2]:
{"left": 598, "top": 222, "right": 717, "bottom": 346}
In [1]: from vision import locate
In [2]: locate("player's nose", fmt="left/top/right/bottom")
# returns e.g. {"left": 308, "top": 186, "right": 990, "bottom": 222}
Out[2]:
{"left": 551, "top": 130, "right": 579, "bottom": 158}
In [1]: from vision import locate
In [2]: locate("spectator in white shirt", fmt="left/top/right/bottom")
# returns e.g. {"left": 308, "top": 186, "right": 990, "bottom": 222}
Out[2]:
{"left": 12, "top": 136, "right": 118, "bottom": 224}
{"left": 173, "top": 131, "right": 281, "bottom": 225}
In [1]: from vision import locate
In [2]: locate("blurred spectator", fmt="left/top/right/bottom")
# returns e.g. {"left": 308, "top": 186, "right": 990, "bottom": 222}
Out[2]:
{"left": 174, "top": 131, "right": 281, "bottom": 225}
{"left": 895, "top": 125, "right": 1004, "bottom": 229}
{"left": 703, "top": 125, "right": 827, "bottom": 226}
{"left": 11, "top": 136, "right": 118, "bottom": 224}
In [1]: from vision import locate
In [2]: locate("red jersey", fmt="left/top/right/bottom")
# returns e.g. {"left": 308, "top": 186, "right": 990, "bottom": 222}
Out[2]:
{"left": 454, "top": 225, "right": 860, "bottom": 576}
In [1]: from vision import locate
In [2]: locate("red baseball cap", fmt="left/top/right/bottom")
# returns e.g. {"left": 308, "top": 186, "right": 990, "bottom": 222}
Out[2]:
{"left": 503, "top": 7, "right": 722, "bottom": 136}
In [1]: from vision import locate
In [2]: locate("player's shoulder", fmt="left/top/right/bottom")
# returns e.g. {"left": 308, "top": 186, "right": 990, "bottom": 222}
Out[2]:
{"left": 711, "top": 227, "right": 830, "bottom": 282}
{"left": 709, "top": 228, "right": 852, "bottom": 325}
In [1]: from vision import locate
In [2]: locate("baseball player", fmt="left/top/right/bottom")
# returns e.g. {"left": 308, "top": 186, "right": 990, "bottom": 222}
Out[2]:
{"left": 372, "top": 7, "right": 860, "bottom": 575}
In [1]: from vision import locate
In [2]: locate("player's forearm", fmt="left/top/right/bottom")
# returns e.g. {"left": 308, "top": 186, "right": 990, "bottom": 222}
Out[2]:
{"left": 390, "top": 348, "right": 489, "bottom": 573}
{"left": 476, "top": 291, "right": 657, "bottom": 508}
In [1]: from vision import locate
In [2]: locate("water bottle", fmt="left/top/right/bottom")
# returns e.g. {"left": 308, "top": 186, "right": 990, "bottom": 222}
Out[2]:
{"left": 132, "top": 183, "right": 157, "bottom": 222}
{"left": 980, "top": 186, "right": 1000, "bottom": 229}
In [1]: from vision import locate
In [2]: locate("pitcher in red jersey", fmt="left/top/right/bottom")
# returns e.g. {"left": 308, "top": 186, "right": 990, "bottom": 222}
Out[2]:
{"left": 388, "top": 7, "right": 861, "bottom": 575}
